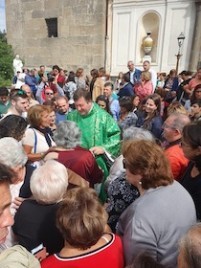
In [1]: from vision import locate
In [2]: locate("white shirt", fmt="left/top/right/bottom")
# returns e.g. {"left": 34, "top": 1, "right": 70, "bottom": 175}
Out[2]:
{"left": 149, "top": 68, "right": 157, "bottom": 92}
{"left": 129, "top": 70, "right": 135, "bottom": 84}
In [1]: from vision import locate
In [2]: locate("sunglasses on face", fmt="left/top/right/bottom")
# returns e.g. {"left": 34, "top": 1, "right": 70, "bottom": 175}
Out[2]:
{"left": 45, "top": 92, "right": 54, "bottom": 95}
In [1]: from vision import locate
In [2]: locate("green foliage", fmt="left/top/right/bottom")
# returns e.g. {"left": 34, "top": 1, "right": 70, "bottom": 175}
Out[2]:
{"left": 0, "top": 31, "right": 14, "bottom": 86}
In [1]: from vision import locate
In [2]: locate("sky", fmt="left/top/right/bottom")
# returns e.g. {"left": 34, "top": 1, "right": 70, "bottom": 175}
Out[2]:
{"left": 0, "top": 0, "right": 6, "bottom": 32}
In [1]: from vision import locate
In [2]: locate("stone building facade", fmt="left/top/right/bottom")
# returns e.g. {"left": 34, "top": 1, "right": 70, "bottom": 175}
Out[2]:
{"left": 5, "top": 0, "right": 107, "bottom": 73}
{"left": 110, "top": 0, "right": 201, "bottom": 75}
{"left": 5, "top": 0, "right": 201, "bottom": 74}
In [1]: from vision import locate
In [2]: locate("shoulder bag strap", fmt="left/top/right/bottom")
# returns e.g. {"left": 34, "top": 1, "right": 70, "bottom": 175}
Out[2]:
{"left": 31, "top": 128, "right": 37, "bottom": 153}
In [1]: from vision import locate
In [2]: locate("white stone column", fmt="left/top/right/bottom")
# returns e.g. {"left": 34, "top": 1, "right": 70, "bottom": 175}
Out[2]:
{"left": 189, "top": 1, "right": 201, "bottom": 72}
{"left": 105, "top": 0, "right": 113, "bottom": 73}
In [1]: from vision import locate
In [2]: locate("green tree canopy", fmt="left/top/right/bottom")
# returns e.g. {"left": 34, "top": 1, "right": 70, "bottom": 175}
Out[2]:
{"left": 0, "top": 31, "right": 14, "bottom": 86}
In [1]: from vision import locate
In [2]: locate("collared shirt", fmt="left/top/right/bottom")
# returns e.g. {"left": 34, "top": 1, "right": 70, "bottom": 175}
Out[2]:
{"left": 129, "top": 70, "right": 135, "bottom": 84}
{"left": 109, "top": 95, "right": 120, "bottom": 121}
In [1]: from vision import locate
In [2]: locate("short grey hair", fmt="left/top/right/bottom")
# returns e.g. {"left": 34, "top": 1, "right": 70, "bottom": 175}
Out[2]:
{"left": 179, "top": 223, "right": 201, "bottom": 268}
{"left": 123, "top": 126, "right": 154, "bottom": 142}
{"left": 167, "top": 112, "right": 190, "bottom": 133}
{"left": 30, "top": 160, "right": 68, "bottom": 204}
{"left": 127, "top": 60, "right": 134, "bottom": 65}
{"left": 0, "top": 137, "right": 27, "bottom": 167}
{"left": 53, "top": 121, "right": 81, "bottom": 149}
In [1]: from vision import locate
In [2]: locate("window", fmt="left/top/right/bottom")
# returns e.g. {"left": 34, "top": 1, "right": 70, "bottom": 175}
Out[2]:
{"left": 45, "top": 18, "right": 58, "bottom": 38}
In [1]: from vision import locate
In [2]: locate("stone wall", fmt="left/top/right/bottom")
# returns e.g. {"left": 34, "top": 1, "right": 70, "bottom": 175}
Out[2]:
{"left": 5, "top": 0, "right": 106, "bottom": 73}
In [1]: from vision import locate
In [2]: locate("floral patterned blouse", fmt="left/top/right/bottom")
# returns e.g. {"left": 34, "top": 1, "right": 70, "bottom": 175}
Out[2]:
{"left": 106, "top": 172, "right": 140, "bottom": 232}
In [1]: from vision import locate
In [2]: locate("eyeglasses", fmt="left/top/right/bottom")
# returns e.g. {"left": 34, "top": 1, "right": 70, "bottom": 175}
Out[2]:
{"left": 45, "top": 92, "right": 54, "bottom": 95}
{"left": 162, "top": 123, "right": 175, "bottom": 130}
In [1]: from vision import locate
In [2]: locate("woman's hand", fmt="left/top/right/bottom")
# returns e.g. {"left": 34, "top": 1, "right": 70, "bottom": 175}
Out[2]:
{"left": 90, "top": 146, "right": 105, "bottom": 155}
{"left": 12, "top": 197, "right": 25, "bottom": 210}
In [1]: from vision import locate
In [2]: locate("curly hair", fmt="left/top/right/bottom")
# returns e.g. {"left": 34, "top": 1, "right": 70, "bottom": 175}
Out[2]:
{"left": 27, "top": 104, "right": 50, "bottom": 128}
{"left": 0, "top": 115, "right": 27, "bottom": 141}
{"left": 53, "top": 121, "right": 81, "bottom": 149}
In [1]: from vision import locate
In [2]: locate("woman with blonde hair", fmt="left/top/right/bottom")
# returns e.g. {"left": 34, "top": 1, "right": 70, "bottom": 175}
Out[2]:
{"left": 117, "top": 140, "right": 196, "bottom": 267}
{"left": 41, "top": 187, "right": 124, "bottom": 268}
{"left": 22, "top": 104, "right": 55, "bottom": 165}
{"left": 166, "top": 101, "right": 187, "bottom": 118}
{"left": 90, "top": 68, "right": 104, "bottom": 101}
{"left": 134, "top": 71, "right": 153, "bottom": 101}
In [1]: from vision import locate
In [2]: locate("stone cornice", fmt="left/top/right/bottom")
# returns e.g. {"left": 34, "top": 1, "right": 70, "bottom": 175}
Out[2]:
{"left": 113, "top": 0, "right": 196, "bottom": 5}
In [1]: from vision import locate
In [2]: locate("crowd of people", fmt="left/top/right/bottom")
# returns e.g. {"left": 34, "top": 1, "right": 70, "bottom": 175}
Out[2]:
{"left": 0, "top": 60, "right": 201, "bottom": 267}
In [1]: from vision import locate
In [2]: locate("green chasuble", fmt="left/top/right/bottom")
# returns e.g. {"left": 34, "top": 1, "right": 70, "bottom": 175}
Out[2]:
{"left": 68, "top": 103, "right": 121, "bottom": 202}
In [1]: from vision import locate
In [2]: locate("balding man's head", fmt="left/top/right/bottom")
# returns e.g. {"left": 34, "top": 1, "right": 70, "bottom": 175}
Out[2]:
{"left": 163, "top": 113, "right": 190, "bottom": 142}
{"left": 21, "top": 84, "right": 32, "bottom": 97}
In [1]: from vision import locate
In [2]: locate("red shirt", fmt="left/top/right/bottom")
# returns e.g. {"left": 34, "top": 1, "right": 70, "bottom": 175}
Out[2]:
{"left": 57, "top": 146, "right": 103, "bottom": 187}
{"left": 57, "top": 74, "right": 66, "bottom": 88}
{"left": 165, "top": 144, "right": 189, "bottom": 181}
{"left": 41, "top": 234, "right": 124, "bottom": 268}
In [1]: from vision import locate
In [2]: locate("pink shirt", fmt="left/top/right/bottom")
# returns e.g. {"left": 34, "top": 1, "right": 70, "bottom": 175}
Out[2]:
{"left": 134, "top": 80, "right": 153, "bottom": 101}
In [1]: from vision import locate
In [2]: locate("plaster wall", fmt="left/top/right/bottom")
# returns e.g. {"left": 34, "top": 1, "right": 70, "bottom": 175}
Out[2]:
{"left": 111, "top": 0, "right": 196, "bottom": 74}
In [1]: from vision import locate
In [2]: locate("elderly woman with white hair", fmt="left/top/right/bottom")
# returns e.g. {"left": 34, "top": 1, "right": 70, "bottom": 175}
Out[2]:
{"left": 13, "top": 160, "right": 68, "bottom": 255}
{"left": 44, "top": 121, "right": 103, "bottom": 187}
{"left": 0, "top": 137, "right": 28, "bottom": 251}
{"left": 0, "top": 137, "right": 28, "bottom": 185}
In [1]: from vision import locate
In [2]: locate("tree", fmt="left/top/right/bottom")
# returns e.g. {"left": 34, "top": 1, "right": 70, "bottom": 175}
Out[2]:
{"left": 0, "top": 31, "right": 14, "bottom": 86}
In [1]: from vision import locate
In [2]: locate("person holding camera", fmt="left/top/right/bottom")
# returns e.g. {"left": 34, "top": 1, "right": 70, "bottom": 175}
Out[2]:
{"left": 36, "top": 73, "right": 65, "bottom": 104}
